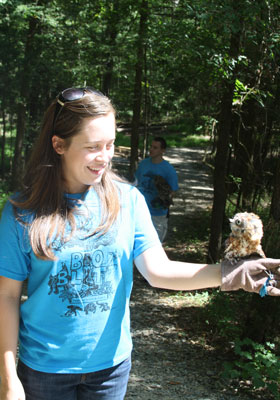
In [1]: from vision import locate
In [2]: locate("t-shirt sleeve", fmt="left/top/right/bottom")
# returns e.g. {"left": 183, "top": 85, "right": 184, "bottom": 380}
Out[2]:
{"left": 0, "top": 200, "right": 31, "bottom": 281}
{"left": 132, "top": 188, "right": 161, "bottom": 259}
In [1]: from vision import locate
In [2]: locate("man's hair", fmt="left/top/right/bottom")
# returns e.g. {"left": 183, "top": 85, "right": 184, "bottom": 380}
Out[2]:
{"left": 12, "top": 88, "right": 123, "bottom": 260}
{"left": 153, "top": 136, "right": 167, "bottom": 150}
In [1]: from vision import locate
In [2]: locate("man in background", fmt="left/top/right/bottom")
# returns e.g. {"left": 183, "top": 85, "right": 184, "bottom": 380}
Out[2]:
{"left": 135, "top": 137, "right": 179, "bottom": 242}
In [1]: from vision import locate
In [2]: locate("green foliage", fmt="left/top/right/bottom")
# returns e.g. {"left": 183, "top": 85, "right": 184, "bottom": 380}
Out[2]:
{"left": 115, "top": 130, "right": 210, "bottom": 150}
{"left": 166, "top": 134, "right": 209, "bottom": 148}
{"left": 0, "top": 192, "right": 9, "bottom": 217}
{"left": 200, "top": 285, "right": 280, "bottom": 398}
{"left": 1, "top": 0, "right": 280, "bottom": 171}
{"left": 202, "top": 291, "right": 246, "bottom": 341}
{"left": 223, "top": 338, "right": 280, "bottom": 399}
{"left": 172, "top": 290, "right": 210, "bottom": 307}
{"left": 233, "top": 79, "right": 270, "bottom": 108}
{"left": 115, "top": 133, "right": 131, "bottom": 148}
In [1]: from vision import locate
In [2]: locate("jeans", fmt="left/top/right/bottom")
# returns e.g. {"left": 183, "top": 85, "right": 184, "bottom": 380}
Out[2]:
{"left": 17, "top": 357, "right": 131, "bottom": 400}
{"left": 151, "top": 214, "right": 168, "bottom": 242}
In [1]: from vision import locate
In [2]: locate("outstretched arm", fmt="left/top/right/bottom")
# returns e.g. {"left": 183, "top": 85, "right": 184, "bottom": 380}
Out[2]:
{"left": 134, "top": 245, "right": 221, "bottom": 290}
{"left": 135, "top": 245, "right": 280, "bottom": 295}
{"left": 0, "top": 276, "right": 25, "bottom": 400}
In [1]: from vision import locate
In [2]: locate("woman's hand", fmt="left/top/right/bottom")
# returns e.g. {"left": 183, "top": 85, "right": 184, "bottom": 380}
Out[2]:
{"left": 0, "top": 376, "right": 25, "bottom": 400}
{"left": 221, "top": 257, "right": 280, "bottom": 295}
{"left": 0, "top": 277, "right": 24, "bottom": 400}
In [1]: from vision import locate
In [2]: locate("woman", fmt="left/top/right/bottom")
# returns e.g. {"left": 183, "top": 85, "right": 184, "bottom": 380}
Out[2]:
{"left": 0, "top": 87, "right": 279, "bottom": 400}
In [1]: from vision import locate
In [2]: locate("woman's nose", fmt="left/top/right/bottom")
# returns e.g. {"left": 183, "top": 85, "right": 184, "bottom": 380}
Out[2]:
{"left": 96, "top": 147, "right": 111, "bottom": 162}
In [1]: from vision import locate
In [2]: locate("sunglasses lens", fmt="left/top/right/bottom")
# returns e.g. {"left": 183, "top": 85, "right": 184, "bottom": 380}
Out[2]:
{"left": 61, "top": 88, "right": 85, "bottom": 102}
{"left": 53, "top": 87, "right": 102, "bottom": 133}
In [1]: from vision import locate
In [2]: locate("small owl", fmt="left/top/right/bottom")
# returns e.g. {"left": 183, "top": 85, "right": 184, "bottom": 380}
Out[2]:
{"left": 153, "top": 175, "right": 174, "bottom": 208}
{"left": 224, "top": 212, "right": 266, "bottom": 263}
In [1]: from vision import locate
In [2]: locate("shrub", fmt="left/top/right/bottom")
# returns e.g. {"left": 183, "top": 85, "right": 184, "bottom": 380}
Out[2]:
{"left": 223, "top": 338, "right": 280, "bottom": 399}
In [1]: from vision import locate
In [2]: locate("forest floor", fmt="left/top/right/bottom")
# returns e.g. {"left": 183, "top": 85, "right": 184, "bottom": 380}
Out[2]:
{"left": 114, "top": 147, "right": 269, "bottom": 400}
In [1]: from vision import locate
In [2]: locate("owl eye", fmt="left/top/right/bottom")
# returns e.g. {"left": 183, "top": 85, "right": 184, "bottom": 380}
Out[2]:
{"left": 235, "top": 219, "right": 242, "bottom": 226}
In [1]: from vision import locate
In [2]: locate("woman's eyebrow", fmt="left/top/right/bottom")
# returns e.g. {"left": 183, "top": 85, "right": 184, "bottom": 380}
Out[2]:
{"left": 84, "top": 139, "right": 115, "bottom": 144}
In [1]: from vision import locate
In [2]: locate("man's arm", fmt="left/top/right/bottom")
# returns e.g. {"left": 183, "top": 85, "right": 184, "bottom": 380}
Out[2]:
{"left": 165, "top": 162, "right": 179, "bottom": 192}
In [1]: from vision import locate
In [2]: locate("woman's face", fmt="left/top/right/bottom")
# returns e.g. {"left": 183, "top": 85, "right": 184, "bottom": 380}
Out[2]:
{"left": 52, "top": 112, "right": 116, "bottom": 193}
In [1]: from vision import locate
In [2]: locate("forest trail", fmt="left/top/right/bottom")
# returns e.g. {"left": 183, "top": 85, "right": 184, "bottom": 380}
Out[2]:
{"left": 124, "top": 148, "right": 254, "bottom": 400}
{"left": 164, "top": 146, "right": 213, "bottom": 216}
{"left": 163, "top": 147, "right": 213, "bottom": 239}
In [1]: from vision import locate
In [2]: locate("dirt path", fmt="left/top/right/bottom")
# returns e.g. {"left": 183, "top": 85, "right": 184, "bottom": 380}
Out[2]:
{"left": 164, "top": 147, "right": 214, "bottom": 216}
{"left": 125, "top": 148, "right": 254, "bottom": 400}
{"left": 163, "top": 147, "right": 213, "bottom": 244}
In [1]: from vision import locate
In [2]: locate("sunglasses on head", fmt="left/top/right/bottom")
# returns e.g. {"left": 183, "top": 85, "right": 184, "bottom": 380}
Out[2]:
{"left": 52, "top": 86, "right": 103, "bottom": 133}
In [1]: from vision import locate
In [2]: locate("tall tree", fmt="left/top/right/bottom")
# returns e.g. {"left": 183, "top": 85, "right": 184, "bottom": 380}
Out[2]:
{"left": 207, "top": 1, "right": 243, "bottom": 263}
{"left": 101, "top": 0, "right": 120, "bottom": 96}
{"left": 11, "top": 5, "right": 42, "bottom": 189}
{"left": 129, "top": 0, "right": 148, "bottom": 179}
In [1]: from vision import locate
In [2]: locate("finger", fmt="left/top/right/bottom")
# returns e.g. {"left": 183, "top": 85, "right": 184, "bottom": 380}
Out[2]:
{"left": 262, "top": 258, "right": 280, "bottom": 269}
{"left": 259, "top": 277, "right": 280, "bottom": 296}
{"left": 268, "top": 278, "right": 280, "bottom": 288}
{"left": 266, "top": 286, "right": 280, "bottom": 296}
{"left": 247, "top": 265, "right": 267, "bottom": 276}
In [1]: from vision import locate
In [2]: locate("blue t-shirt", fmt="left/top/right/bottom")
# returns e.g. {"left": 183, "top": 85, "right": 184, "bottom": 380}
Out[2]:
{"left": 0, "top": 182, "right": 160, "bottom": 373}
{"left": 135, "top": 158, "right": 179, "bottom": 216}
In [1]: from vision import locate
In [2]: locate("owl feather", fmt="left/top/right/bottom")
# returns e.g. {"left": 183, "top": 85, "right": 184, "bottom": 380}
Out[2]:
{"left": 224, "top": 212, "right": 265, "bottom": 264}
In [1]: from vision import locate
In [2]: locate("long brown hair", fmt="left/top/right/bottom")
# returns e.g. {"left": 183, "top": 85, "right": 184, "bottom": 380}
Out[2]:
{"left": 12, "top": 88, "right": 123, "bottom": 260}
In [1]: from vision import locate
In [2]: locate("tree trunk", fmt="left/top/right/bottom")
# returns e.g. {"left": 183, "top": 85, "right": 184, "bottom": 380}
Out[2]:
{"left": 129, "top": 0, "right": 148, "bottom": 180}
{"left": 234, "top": 99, "right": 259, "bottom": 211}
{"left": 101, "top": 0, "right": 120, "bottom": 96}
{"left": 263, "top": 158, "right": 280, "bottom": 258}
{"left": 207, "top": 28, "right": 242, "bottom": 263}
{"left": 11, "top": 14, "right": 40, "bottom": 190}
{"left": 207, "top": 82, "right": 235, "bottom": 263}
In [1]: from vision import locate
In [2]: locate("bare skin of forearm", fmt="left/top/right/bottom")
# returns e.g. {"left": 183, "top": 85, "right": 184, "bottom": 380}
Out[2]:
{"left": 153, "top": 260, "right": 221, "bottom": 290}
{"left": 0, "top": 292, "right": 25, "bottom": 399}
{"left": 135, "top": 245, "right": 222, "bottom": 291}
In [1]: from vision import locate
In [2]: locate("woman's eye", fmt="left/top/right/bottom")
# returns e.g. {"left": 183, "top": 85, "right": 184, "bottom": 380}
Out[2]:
{"left": 87, "top": 143, "right": 114, "bottom": 151}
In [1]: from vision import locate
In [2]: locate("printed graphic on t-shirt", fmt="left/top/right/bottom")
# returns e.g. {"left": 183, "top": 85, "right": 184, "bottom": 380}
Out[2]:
{"left": 48, "top": 225, "right": 119, "bottom": 318}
